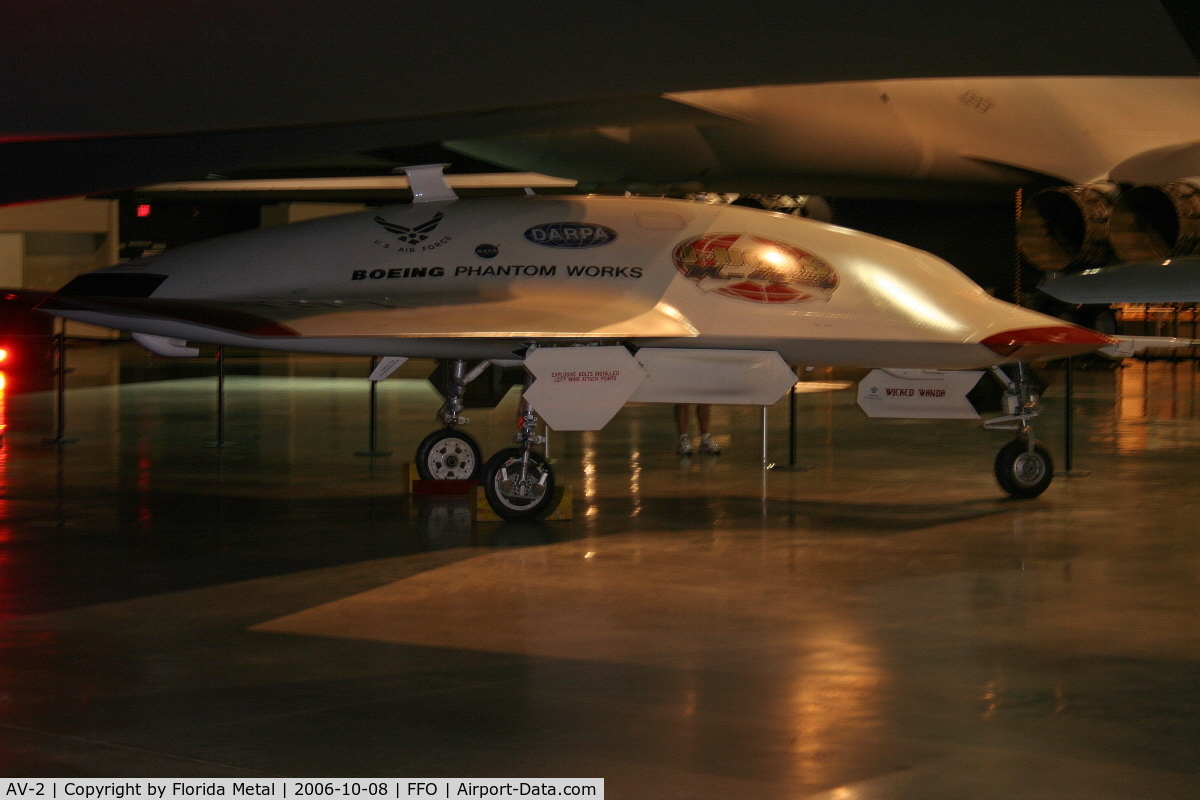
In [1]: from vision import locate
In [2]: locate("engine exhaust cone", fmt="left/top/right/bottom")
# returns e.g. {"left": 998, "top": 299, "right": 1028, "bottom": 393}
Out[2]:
{"left": 1110, "top": 180, "right": 1200, "bottom": 263}
{"left": 1017, "top": 184, "right": 1116, "bottom": 271}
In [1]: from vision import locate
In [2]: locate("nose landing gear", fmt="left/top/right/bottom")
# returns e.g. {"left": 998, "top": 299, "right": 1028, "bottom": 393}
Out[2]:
{"left": 983, "top": 363, "right": 1054, "bottom": 498}
{"left": 993, "top": 438, "right": 1054, "bottom": 498}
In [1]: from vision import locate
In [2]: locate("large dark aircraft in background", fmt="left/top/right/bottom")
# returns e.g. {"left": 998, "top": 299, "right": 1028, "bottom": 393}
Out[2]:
{"left": 5, "top": 1, "right": 1200, "bottom": 303}
{"left": 0, "top": 1, "right": 1196, "bottom": 201}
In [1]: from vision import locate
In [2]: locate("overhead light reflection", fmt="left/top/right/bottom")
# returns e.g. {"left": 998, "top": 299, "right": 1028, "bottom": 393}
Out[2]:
{"left": 630, "top": 447, "right": 641, "bottom": 516}
{"left": 0, "top": 373, "right": 10, "bottom": 550}
{"left": 859, "top": 265, "right": 967, "bottom": 334}
{"left": 582, "top": 431, "right": 597, "bottom": 500}
{"left": 760, "top": 247, "right": 789, "bottom": 267}
{"left": 791, "top": 380, "right": 853, "bottom": 394}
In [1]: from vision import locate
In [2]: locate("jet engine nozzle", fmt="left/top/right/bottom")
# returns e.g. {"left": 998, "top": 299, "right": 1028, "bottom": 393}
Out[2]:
{"left": 981, "top": 325, "right": 1117, "bottom": 360}
{"left": 1016, "top": 183, "right": 1118, "bottom": 272}
{"left": 1109, "top": 179, "right": 1200, "bottom": 263}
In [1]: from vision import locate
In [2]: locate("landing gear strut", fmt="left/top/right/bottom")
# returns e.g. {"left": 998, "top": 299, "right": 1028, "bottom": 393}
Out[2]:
{"left": 983, "top": 363, "right": 1054, "bottom": 498}
{"left": 414, "top": 358, "right": 556, "bottom": 519}
{"left": 482, "top": 377, "right": 556, "bottom": 520}
{"left": 414, "top": 359, "right": 485, "bottom": 480}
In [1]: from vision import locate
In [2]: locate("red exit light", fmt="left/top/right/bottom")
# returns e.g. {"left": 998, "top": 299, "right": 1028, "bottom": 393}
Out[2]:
{"left": 136, "top": 204, "right": 152, "bottom": 217}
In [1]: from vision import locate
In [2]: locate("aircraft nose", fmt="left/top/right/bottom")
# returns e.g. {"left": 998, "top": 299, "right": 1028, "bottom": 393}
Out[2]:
{"left": 980, "top": 325, "right": 1117, "bottom": 360}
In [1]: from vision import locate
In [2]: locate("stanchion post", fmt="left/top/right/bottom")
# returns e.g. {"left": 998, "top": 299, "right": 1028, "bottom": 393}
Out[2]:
{"left": 1064, "top": 356, "right": 1074, "bottom": 472}
{"left": 217, "top": 346, "right": 225, "bottom": 445}
{"left": 355, "top": 356, "right": 392, "bottom": 458}
{"left": 1057, "top": 356, "right": 1089, "bottom": 477}
{"left": 205, "top": 346, "right": 231, "bottom": 447}
{"left": 43, "top": 325, "right": 78, "bottom": 445}
{"left": 760, "top": 405, "right": 772, "bottom": 468}
{"left": 788, "top": 384, "right": 797, "bottom": 467}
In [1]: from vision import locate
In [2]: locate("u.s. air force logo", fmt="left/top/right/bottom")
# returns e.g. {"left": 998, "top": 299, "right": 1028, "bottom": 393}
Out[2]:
{"left": 374, "top": 211, "right": 443, "bottom": 244}
{"left": 372, "top": 211, "right": 453, "bottom": 253}
{"left": 672, "top": 233, "right": 838, "bottom": 304}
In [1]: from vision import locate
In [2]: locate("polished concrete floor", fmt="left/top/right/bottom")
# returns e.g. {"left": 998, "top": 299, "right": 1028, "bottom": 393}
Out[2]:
{"left": 0, "top": 344, "right": 1197, "bottom": 797}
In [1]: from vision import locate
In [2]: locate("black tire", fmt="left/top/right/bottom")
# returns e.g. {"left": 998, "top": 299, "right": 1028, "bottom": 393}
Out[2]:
{"left": 482, "top": 447, "right": 556, "bottom": 520}
{"left": 415, "top": 428, "right": 482, "bottom": 480}
{"left": 994, "top": 439, "right": 1054, "bottom": 498}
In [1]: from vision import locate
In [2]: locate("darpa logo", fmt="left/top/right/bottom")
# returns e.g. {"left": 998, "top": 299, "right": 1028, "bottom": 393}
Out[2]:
{"left": 525, "top": 222, "right": 618, "bottom": 249}
{"left": 673, "top": 233, "right": 838, "bottom": 304}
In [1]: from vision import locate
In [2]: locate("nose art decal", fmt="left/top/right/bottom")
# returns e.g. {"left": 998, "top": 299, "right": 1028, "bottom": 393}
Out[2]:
{"left": 673, "top": 233, "right": 838, "bottom": 303}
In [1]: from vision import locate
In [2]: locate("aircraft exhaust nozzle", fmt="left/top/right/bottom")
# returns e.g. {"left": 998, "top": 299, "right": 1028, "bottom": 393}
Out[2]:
{"left": 1109, "top": 179, "right": 1200, "bottom": 263}
{"left": 1016, "top": 183, "right": 1118, "bottom": 272}
{"left": 981, "top": 325, "right": 1117, "bottom": 360}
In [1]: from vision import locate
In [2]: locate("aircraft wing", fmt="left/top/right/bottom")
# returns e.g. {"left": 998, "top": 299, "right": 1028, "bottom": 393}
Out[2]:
{"left": 1110, "top": 140, "right": 1200, "bottom": 184}
{"left": 39, "top": 292, "right": 698, "bottom": 340}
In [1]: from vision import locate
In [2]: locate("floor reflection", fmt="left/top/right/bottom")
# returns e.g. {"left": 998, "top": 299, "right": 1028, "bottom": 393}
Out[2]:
{"left": 1100, "top": 360, "right": 1200, "bottom": 452}
{"left": 0, "top": 346, "right": 1196, "bottom": 793}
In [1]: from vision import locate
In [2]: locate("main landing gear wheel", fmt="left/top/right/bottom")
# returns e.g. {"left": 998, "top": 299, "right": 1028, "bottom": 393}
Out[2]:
{"left": 483, "top": 447, "right": 556, "bottom": 520}
{"left": 415, "top": 428, "right": 482, "bottom": 480}
{"left": 994, "top": 439, "right": 1054, "bottom": 498}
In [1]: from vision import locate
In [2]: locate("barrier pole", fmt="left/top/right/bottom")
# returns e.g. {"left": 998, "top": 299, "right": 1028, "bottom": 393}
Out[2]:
{"left": 43, "top": 327, "right": 78, "bottom": 445}
{"left": 355, "top": 356, "right": 392, "bottom": 457}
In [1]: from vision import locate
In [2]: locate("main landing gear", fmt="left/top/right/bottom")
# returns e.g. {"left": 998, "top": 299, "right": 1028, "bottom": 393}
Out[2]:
{"left": 983, "top": 363, "right": 1054, "bottom": 498}
{"left": 414, "top": 359, "right": 485, "bottom": 481}
{"left": 414, "top": 358, "right": 556, "bottom": 520}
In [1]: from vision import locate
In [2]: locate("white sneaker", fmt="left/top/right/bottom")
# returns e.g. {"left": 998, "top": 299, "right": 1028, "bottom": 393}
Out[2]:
{"left": 700, "top": 434, "right": 722, "bottom": 454}
{"left": 677, "top": 434, "right": 694, "bottom": 455}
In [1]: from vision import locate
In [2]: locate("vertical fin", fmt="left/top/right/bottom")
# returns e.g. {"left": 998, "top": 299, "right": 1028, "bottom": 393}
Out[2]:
{"left": 401, "top": 164, "right": 458, "bottom": 203}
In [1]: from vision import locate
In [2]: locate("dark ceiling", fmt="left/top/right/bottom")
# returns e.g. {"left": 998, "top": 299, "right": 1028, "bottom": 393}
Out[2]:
{"left": 2, "top": 0, "right": 1197, "bottom": 204}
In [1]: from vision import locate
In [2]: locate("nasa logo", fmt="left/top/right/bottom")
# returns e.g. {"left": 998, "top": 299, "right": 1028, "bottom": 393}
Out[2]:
{"left": 672, "top": 233, "right": 838, "bottom": 304}
{"left": 475, "top": 244, "right": 499, "bottom": 258}
{"left": 524, "top": 222, "right": 618, "bottom": 249}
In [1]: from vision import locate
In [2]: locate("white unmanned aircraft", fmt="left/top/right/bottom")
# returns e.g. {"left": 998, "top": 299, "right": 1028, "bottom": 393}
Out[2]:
{"left": 39, "top": 167, "right": 1112, "bottom": 518}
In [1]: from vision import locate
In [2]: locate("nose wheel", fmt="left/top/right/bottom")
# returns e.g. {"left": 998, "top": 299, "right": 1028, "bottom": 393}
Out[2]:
{"left": 984, "top": 363, "right": 1054, "bottom": 499}
{"left": 994, "top": 438, "right": 1053, "bottom": 498}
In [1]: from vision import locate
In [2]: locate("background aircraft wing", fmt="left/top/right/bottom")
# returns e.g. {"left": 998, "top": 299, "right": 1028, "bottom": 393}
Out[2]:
{"left": 1039, "top": 257, "right": 1200, "bottom": 304}
{"left": 2, "top": 1, "right": 1197, "bottom": 204}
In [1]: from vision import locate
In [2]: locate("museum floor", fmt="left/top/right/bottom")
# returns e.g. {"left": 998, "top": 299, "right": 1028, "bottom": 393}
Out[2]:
{"left": 0, "top": 344, "right": 1196, "bottom": 798}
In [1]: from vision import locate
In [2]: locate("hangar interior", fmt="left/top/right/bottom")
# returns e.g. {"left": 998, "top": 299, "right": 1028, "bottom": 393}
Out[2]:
{"left": 5, "top": 2, "right": 1200, "bottom": 795}
{"left": 0, "top": 151, "right": 1197, "bottom": 799}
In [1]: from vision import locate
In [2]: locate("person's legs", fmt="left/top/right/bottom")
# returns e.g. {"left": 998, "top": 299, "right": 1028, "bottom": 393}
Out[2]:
{"left": 674, "top": 404, "right": 693, "bottom": 454}
{"left": 675, "top": 404, "right": 690, "bottom": 434}
{"left": 696, "top": 404, "right": 721, "bottom": 454}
